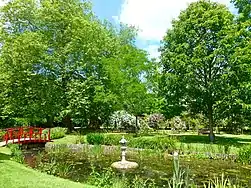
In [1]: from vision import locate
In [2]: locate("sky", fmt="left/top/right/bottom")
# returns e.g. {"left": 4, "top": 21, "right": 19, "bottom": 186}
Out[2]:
{"left": 0, "top": 0, "right": 236, "bottom": 59}
{"left": 91, "top": 0, "right": 236, "bottom": 59}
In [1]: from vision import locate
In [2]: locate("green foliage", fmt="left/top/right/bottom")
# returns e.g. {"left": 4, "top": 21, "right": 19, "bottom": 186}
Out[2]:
{"left": 0, "top": 0, "right": 152, "bottom": 131}
{"left": 103, "top": 134, "right": 133, "bottom": 146}
{"left": 205, "top": 174, "right": 242, "bottom": 188}
{"left": 130, "top": 176, "right": 156, "bottom": 188}
{"left": 75, "top": 135, "right": 86, "bottom": 144}
{"left": 181, "top": 113, "right": 207, "bottom": 131}
{"left": 36, "top": 149, "right": 75, "bottom": 178}
{"left": 49, "top": 127, "right": 67, "bottom": 139}
{"left": 86, "top": 133, "right": 177, "bottom": 152}
{"left": 87, "top": 166, "right": 117, "bottom": 188}
{"left": 7, "top": 144, "right": 24, "bottom": 164}
{"left": 238, "top": 145, "right": 251, "bottom": 164}
{"left": 167, "top": 157, "right": 194, "bottom": 188}
{"left": 138, "top": 117, "right": 154, "bottom": 136}
{"left": 169, "top": 116, "right": 187, "bottom": 133}
{"left": 129, "top": 136, "right": 177, "bottom": 152}
{"left": 0, "top": 130, "right": 6, "bottom": 141}
{"left": 87, "top": 165, "right": 156, "bottom": 188}
{"left": 38, "top": 160, "right": 74, "bottom": 178}
{"left": 231, "top": 0, "right": 251, "bottom": 22}
{"left": 86, "top": 133, "right": 105, "bottom": 145}
{"left": 160, "top": 0, "right": 236, "bottom": 141}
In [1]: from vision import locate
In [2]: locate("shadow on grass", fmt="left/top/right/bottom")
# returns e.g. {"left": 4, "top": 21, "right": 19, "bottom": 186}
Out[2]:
{"left": 176, "top": 135, "right": 251, "bottom": 146}
{"left": 0, "top": 152, "right": 11, "bottom": 161}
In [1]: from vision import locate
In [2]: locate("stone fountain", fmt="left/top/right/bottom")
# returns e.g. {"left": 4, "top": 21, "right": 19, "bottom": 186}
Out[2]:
{"left": 111, "top": 136, "right": 138, "bottom": 170}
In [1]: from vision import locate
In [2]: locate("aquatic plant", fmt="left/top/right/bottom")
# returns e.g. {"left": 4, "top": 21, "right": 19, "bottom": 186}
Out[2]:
{"left": 167, "top": 155, "right": 195, "bottom": 188}
{"left": 205, "top": 174, "right": 243, "bottom": 188}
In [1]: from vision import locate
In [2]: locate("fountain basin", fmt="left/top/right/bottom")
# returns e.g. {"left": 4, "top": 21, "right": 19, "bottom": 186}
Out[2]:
{"left": 111, "top": 160, "right": 139, "bottom": 170}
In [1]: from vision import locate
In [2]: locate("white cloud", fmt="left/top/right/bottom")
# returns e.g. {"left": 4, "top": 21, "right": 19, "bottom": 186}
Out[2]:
{"left": 119, "top": 0, "right": 232, "bottom": 41}
{"left": 144, "top": 44, "right": 160, "bottom": 60}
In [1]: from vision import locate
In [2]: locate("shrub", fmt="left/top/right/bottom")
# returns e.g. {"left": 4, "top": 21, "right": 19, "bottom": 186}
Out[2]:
{"left": 49, "top": 127, "right": 67, "bottom": 139}
{"left": 138, "top": 117, "right": 154, "bottom": 135}
{"left": 148, "top": 113, "right": 165, "bottom": 130}
{"left": 103, "top": 134, "right": 134, "bottom": 146}
{"left": 7, "top": 143, "right": 24, "bottom": 163}
{"left": 87, "top": 133, "right": 105, "bottom": 145}
{"left": 129, "top": 136, "right": 177, "bottom": 152}
{"left": 168, "top": 116, "right": 187, "bottom": 133}
{"left": 238, "top": 145, "right": 251, "bottom": 164}
{"left": 109, "top": 110, "right": 137, "bottom": 131}
{"left": 75, "top": 135, "right": 86, "bottom": 144}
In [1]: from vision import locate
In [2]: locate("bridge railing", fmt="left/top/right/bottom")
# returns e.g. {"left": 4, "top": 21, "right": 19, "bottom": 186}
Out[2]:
{"left": 1, "top": 127, "right": 51, "bottom": 145}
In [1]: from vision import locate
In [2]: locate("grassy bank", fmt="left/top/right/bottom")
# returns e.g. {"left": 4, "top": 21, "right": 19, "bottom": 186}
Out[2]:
{"left": 0, "top": 147, "right": 95, "bottom": 188}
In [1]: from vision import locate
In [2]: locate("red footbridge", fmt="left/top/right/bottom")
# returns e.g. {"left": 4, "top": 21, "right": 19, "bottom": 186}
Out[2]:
{"left": 0, "top": 127, "right": 51, "bottom": 147}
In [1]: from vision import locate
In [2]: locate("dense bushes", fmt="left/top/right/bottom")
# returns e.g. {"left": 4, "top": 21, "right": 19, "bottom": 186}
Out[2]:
{"left": 86, "top": 133, "right": 177, "bottom": 152}
{"left": 49, "top": 127, "right": 67, "bottom": 139}
{"left": 238, "top": 145, "right": 251, "bottom": 164}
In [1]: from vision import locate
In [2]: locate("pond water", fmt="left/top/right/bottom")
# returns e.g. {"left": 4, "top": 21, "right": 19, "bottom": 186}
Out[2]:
{"left": 23, "top": 147, "right": 251, "bottom": 187}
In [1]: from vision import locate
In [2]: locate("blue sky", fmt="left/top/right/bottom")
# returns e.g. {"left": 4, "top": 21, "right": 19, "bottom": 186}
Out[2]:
{"left": 91, "top": 0, "right": 236, "bottom": 59}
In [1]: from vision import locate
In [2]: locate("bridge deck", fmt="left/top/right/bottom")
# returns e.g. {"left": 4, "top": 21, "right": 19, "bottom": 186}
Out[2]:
{"left": 0, "top": 138, "right": 50, "bottom": 147}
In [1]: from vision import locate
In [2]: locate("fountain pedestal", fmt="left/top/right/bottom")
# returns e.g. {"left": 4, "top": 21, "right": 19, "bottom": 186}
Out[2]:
{"left": 111, "top": 136, "right": 138, "bottom": 170}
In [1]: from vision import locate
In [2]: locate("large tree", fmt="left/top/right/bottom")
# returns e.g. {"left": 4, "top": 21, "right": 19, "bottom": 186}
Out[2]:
{"left": 160, "top": 0, "right": 235, "bottom": 141}
{"left": 0, "top": 0, "right": 151, "bottom": 130}
{"left": 218, "top": 0, "right": 251, "bottom": 132}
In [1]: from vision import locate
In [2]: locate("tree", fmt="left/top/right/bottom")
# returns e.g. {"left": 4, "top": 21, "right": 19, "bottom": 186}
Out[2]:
{"left": 218, "top": 0, "right": 251, "bottom": 132}
{"left": 231, "top": 0, "right": 251, "bottom": 22}
{"left": 0, "top": 0, "right": 152, "bottom": 130}
{"left": 160, "top": 0, "right": 234, "bottom": 141}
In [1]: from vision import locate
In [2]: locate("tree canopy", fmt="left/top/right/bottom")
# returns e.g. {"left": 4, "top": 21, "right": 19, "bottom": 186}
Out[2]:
{"left": 0, "top": 0, "right": 154, "bottom": 130}
{"left": 159, "top": 0, "right": 241, "bottom": 141}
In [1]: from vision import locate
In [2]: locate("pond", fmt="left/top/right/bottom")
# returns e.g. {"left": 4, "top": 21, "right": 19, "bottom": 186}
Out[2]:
{"left": 23, "top": 145, "right": 251, "bottom": 187}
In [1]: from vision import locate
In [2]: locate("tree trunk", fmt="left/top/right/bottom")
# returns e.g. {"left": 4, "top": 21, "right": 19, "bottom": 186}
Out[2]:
{"left": 63, "top": 115, "right": 73, "bottom": 133}
{"left": 208, "top": 103, "right": 215, "bottom": 142}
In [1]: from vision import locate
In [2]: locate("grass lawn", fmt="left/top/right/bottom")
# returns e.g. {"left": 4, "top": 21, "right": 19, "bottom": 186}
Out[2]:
{"left": 0, "top": 147, "right": 95, "bottom": 188}
{"left": 50, "top": 134, "right": 83, "bottom": 144}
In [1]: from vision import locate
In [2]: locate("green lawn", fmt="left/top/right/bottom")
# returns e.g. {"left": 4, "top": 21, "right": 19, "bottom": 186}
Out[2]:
{"left": 50, "top": 134, "right": 82, "bottom": 144}
{"left": 0, "top": 147, "right": 95, "bottom": 188}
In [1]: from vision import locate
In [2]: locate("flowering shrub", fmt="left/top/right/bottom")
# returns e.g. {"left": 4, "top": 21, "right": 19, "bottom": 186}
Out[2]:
{"left": 148, "top": 113, "right": 165, "bottom": 130}
{"left": 110, "top": 110, "right": 137, "bottom": 131}
{"left": 169, "top": 116, "right": 186, "bottom": 133}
